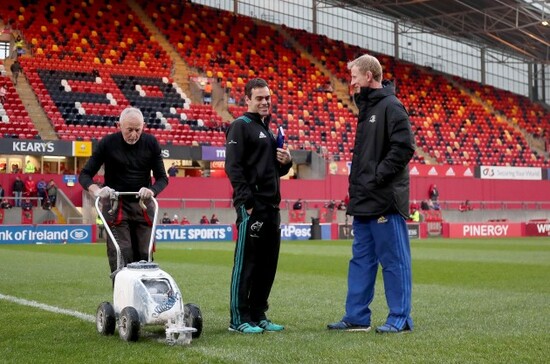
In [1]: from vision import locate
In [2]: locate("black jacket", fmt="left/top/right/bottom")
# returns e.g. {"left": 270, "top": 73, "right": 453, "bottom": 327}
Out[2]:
{"left": 225, "top": 112, "right": 291, "bottom": 210}
{"left": 79, "top": 132, "right": 168, "bottom": 196}
{"left": 12, "top": 179, "right": 24, "bottom": 192}
{"left": 347, "top": 81, "right": 415, "bottom": 219}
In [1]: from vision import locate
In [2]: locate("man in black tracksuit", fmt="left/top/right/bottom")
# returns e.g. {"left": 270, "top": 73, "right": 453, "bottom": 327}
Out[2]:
{"left": 225, "top": 78, "right": 292, "bottom": 334}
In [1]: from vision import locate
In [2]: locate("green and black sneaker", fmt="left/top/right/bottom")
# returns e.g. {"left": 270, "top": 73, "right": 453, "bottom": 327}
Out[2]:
{"left": 258, "top": 320, "right": 285, "bottom": 332}
{"left": 228, "top": 322, "right": 264, "bottom": 334}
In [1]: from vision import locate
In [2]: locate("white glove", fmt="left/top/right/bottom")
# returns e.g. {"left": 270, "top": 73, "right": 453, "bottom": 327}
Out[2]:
{"left": 138, "top": 187, "right": 154, "bottom": 200}
{"left": 94, "top": 186, "right": 114, "bottom": 198}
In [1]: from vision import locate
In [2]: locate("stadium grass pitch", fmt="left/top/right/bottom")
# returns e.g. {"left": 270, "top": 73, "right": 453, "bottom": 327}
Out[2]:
{"left": 1, "top": 237, "right": 549, "bottom": 363}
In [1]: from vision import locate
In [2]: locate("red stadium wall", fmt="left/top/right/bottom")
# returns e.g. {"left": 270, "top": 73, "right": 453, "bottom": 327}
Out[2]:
{"left": 408, "top": 176, "right": 550, "bottom": 203}
{"left": 2, "top": 173, "right": 549, "bottom": 206}
{"left": 107, "top": 175, "right": 550, "bottom": 203}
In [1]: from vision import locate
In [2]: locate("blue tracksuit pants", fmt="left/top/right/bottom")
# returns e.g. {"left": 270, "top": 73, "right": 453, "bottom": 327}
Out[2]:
{"left": 342, "top": 214, "right": 413, "bottom": 330}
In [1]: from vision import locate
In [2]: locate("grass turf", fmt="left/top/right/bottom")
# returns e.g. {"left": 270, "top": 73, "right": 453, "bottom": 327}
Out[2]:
{"left": 1, "top": 238, "right": 549, "bottom": 363}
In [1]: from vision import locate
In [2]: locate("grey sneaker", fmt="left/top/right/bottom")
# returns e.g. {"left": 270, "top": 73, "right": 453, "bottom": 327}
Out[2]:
{"left": 375, "top": 323, "right": 412, "bottom": 334}
{"left": 327, "top": 321, "right": 371, "bottom": 332}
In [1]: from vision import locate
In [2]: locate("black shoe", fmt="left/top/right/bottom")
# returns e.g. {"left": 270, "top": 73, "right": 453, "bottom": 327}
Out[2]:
{"left": 327, "top": 321, "right": 371, "bottom": 332}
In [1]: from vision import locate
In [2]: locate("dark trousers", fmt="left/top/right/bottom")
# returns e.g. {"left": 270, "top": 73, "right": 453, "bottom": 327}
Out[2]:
{"left": 100, "top": 197, "right": 154, "bottom": 273}
{"left": 97, "top": 225, "right": 105, "bottom": 239}
{"left": 230, "top": 205, "right": 281, "bottom": 326}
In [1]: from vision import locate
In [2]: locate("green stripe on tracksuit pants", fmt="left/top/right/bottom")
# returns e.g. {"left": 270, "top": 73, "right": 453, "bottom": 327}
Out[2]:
{"left": 342, "top": 214, "right": 413, "bottom": 330}
{"left": 230, "top": 205, "right": 281, "bottom": 326}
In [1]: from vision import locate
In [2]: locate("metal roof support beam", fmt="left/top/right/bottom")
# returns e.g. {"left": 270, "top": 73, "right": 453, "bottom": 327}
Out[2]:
{"left": 394, "top": 20, "right": 400, "bottom": 60}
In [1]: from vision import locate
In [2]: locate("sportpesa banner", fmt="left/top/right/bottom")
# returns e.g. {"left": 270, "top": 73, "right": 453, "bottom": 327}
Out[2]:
{"left": 156, "top": 224, "right": 333, "bottom": 241}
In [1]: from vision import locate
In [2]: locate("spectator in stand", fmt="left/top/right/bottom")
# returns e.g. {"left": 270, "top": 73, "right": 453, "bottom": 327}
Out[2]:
{"left": 36, "top": 177, "right": 47, "bottom": 206}
{"left": 10, "top": 59, "right": 21, "bottom": 85}
{"left": 337, "top": 200, "right": 347, "bottom": 211}
{"left": 326, "top": 200, "right": 336, "bottom": 210}
{"left": 180, "top": 215, "right": 191, "bottom": 225}
{"left": 210, "top": 213, "right": 220, "bottom": 224}
{"left": 46, "top": 179, "right": 58, "bottom": 207}
{"left": 428, "top": 199, "right": 440, "bottom": 210}
{"left": 293, "top": 198, "right": 303, "bottom": 210}
{"left": 200, "top": 215, "right": 209, "bottom": 224}
{"left": 172, "top": 214, "right": 179, "bottom": 224}
{"left": 13, "top": 36, "right": 25, "bottom": 59}
{"left": 420, "top": 200, "right": 430, "bottom": 211}
{"left": 96, "top": 214, "right": 105, "bottom": 239}
{"left": 161, "top": 212, "right": 172, "bottom": 224}
{"left": 203, "top": 81, "right": 212, "bottom": 105}
{"left": 327, "top": 54, "right": 415, "bottom": 334}
{"left": 21, "top": 197, "right": 33, "bottom": 211}
{"left": 167, "top": 162, "right": 178, "bottom": 177}
{"left": 409, "top": 206, "right": 420, "bottom": 222}
{"left": 429, "top": 184, "right": 439, "bottom": 202}
{"left": 224, "top": 78, "right": 292, "bottom": 334}
{"left": 0, "top": 83, "right": 6, "bottom": 104}
{"left": 24, "top": 175, "right": 37, "bottom": 204}
{"left": 12, "top": 176, "right": 24, "bottom": 207}
{"left": 24, "top": 160, "right": 36, "bottom": 174}
{"left": 78, "top": 106, "right": 168, "bottom": 275}
{"left": 459, "top": 200, "right": 473, "bottom": 212}
{"left": 1, "top": 198, "right": 12, "bottom": 209}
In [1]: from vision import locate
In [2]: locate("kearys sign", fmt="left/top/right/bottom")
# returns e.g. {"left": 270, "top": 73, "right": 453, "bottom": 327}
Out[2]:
{"left": 0, "top": 139, "right": 92, "bottom": 157}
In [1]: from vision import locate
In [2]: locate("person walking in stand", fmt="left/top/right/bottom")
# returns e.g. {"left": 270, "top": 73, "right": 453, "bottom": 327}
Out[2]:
{"left": 0, "top": 83, "right": 6, "bottom": 104}
{"left": 225, "top": 78, "right": 292, "bottom": 334}
{"left": 327, "top": 54, "right": 415, "bottom": 334}
{"left": 78, "top": 107, "right": 168, "bottom": 276}
{"left": 10, "top": 60, "right": 21, "bottom": 86}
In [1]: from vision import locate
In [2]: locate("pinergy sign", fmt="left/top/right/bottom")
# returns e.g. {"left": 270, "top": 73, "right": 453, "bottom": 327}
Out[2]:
{"left": 447, "top": 223, "right": 523, "bottom": 238}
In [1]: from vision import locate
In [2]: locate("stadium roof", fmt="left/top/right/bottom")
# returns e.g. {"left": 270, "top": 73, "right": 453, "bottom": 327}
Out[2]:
{"left": 322, "top": 0, "right": 550, "bottom": 64}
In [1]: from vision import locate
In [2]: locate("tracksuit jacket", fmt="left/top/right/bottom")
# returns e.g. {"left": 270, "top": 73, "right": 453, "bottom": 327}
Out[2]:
{"left": 224, "top": 112, "right": 291, "bottom": 211}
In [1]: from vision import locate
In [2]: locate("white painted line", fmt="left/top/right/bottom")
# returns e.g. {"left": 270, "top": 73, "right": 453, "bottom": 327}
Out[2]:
{"left": 0, "top": 293, "right": 95, "bottom": 322}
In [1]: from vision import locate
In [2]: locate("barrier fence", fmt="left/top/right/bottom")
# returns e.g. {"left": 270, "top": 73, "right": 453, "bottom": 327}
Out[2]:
{"left": 1, "top": 220, "right": 547, "bottom": 244}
